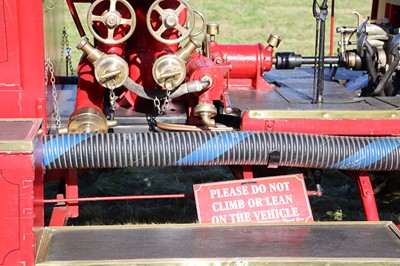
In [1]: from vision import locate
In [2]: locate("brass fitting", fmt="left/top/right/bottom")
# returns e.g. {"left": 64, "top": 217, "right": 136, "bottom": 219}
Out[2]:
{"left": 152, "top": 55, "right": 187, "bottom": 89}
{"left": 267, "top": 34, "right": 281, "bottom": 48}
{"left": 77, "top": 37, "right": 104, "bottom": 63}
{"left": 176, "top": 38, "right": 201, "bottom": 63}
{"left": 342, "top": 51, "right": 362, "bottom": 70}
{"left": 77, "top": 37, "right": 129, "bottom": 88}
{"left": 153, "top": 39, "right": 200, "bottom": 89}
{"left": 207, "top": 22, "right": 220, "bottom": 42}
{"left": 63, "top": 107, "right": 117, "bottom": 134}
{"left": 194, "top": 103, "right": 217, "bottom": 127}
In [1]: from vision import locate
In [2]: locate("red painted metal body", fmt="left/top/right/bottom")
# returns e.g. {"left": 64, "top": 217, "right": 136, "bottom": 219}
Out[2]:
{"left": 208, "top": 42, "right": 274, "bottom": 91}
{"left": 0, "top": 0, "right": 46, "bottom": 127}
{"left": 353, "top": 172, "right": 380, "bottom": 221}
{"left": 0, "top": 120, "right": 43, "bottom": 266}
{"left": 385, "top": 3, "right": 400, "bottom": 27}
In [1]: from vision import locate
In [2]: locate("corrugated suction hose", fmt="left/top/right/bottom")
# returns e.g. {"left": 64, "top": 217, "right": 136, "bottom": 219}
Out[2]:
{"left": 43, "top": 131, "right": 400, "bottom": 171}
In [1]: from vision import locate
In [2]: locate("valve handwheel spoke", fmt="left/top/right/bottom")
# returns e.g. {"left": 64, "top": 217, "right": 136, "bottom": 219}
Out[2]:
{"left": 175, "top": 3, "right": 185, "bottom": 16}
{"left": 175, "top": 23, "right": 185, "bottom": 34}
{"left": 109, "top": 0, "right": 117, "bottom": 12}
{"left": 153, "top": 4, "right": 167, "bottom": 17}
{"left": 146, "top": 0, "right": 195, "bottom": 45}
{"left": 156, "top": 25, "right": 168, "bottom": 36}
{"left": 91, "top": 15, "right": 103, "bottom": 22}
{"left": 120, "top": 18, "right": 132, "bottom": 25}
{"left": 107, "top": 28, "right": 115, "bottom": 40}
{"left": 87, "top": 0, "right": 136, "bottom": 45}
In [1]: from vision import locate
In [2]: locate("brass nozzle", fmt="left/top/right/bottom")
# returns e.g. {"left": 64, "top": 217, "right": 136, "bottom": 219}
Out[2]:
{"left": 77, "top": 37, "right": 104, "bottom": 64}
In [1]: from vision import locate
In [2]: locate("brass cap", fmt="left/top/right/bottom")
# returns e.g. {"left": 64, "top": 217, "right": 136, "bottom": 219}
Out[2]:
{"left": 207, "top": 22, "right": 220, "bottom": 36}
{"left": 68, "top": 107, "right": 117, "bottom": 134}
{"left": 267, "top": 34, "right": 282, "bottom": 48}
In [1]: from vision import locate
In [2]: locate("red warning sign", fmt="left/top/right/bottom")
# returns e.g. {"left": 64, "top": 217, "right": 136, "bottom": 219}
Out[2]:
{"left": 194, "top": 174, "right": 313, "bottom": 224}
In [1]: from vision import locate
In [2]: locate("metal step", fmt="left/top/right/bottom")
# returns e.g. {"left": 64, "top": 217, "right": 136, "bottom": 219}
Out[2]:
{"left": 36, "top": 222, "right": 400, "bottom": 265}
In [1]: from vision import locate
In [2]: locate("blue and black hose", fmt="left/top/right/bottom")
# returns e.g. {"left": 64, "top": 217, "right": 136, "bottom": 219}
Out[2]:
{"left": 43, "top": 131, "right": 400, "bottom": 171}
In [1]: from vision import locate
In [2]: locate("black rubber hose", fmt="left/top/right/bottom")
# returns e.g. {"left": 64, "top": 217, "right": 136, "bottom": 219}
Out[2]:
{"left": 43, "top": 132, "right": 400, "bottom": 171}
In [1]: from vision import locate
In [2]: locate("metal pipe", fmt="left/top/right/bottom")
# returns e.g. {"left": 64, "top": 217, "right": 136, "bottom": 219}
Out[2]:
{"left": 122, "top": 79, "right": 206, "bottom": 101}
{"left": 275, "top": 52, "right": 340, "bottom": 69}
{"left": 316, "top": 3, "right": 327, "bottom": 104}
{"left": 43, "top": 132, "right": 400, "bottom": 171}
{"left": 42, "top": 193, "right": 193, "bottom": 203}
{"left": 301, "top": 56, "right": 340, "bottom": 65}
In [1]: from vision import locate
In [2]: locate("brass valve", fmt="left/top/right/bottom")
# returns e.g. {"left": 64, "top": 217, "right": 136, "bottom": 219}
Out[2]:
{"left": 77, "top": 37, "right": 129, "bottom": 89}
{"left": 152, "top": 39, "right": 200, "bottom": 89}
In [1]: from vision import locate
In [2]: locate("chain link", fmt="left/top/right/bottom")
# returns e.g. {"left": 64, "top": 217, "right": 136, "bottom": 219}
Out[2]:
{"left": 106, "top": 79, "right": 118, "bottom": 111}
{"left": 45, "top": 58, "right": 62, "bottom": 129}
{"left": 106, "top": 80, "right": 118, "bottom": 120}
{"left": 61, "top": 27, "right": 75, "bottom": 76}
{"left": 153, "top": 89, "right": 172, "bottom": 115}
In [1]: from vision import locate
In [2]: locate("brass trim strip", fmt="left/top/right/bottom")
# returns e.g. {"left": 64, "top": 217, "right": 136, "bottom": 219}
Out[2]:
{"left": 36, "top": 257, "right": 400, "bottom": 265}
{"left": 388, "top": 222, "right": 400, "bottom": 239}
{"left": 0, "top": 119, "right": 42, "bottom": 152}
{"left": 37, "top": 222, "right": 400, "bottom": 265}
{"left": 248, "top": 110, "right": 400, "bottom": 120}
{"left": 35, "top": 228, "right": 53, "bottom": 264}
{"left": 46, "top": 221, "right": 392, "bottom": 231}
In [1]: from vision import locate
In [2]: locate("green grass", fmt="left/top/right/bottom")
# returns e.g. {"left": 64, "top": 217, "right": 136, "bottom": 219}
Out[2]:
{"left": 190, "top": 0, "right": 372, "bottom": 54}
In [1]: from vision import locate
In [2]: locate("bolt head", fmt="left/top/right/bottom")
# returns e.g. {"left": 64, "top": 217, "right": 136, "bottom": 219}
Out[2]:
{"left": 105, "top": 13, "right": 119, "bottom": 28}
{"left": 165, "top": 15, "right": 177, "bottom": 28}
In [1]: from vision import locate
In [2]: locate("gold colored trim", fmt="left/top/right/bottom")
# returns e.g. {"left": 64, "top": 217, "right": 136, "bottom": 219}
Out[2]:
{"left": 0, "top": 119, "right": 42, "bottom": 152}
{"left": 36, "top": 257, "right": 400, "bottom": 266}
{"left": 45, "top": 220, "right": 393, "bottom": 231}
{"left": 37, "top": 222, "right": 399, "bottom": 265}
{"left": 35, "top": 228, "right": 53, "bottom": 264}
{"left": 249, "top": 110, "right": 400, "bottom": 120}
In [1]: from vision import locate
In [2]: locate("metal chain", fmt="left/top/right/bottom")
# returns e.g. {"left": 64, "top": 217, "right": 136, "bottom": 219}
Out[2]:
{"left": 61, "top": 28, "right": 65, "bottom": 62}
{"left": 61, "top": 27, "right": 75, "bottom": 76}
{"left": 153, "top": 89, "right": 172, "bottom": 115}
{"left": 106, "top": 80, "right": 118, "bottom": 119}
{"left": 45, "top": 58, "right": 62, "bottom": 129}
